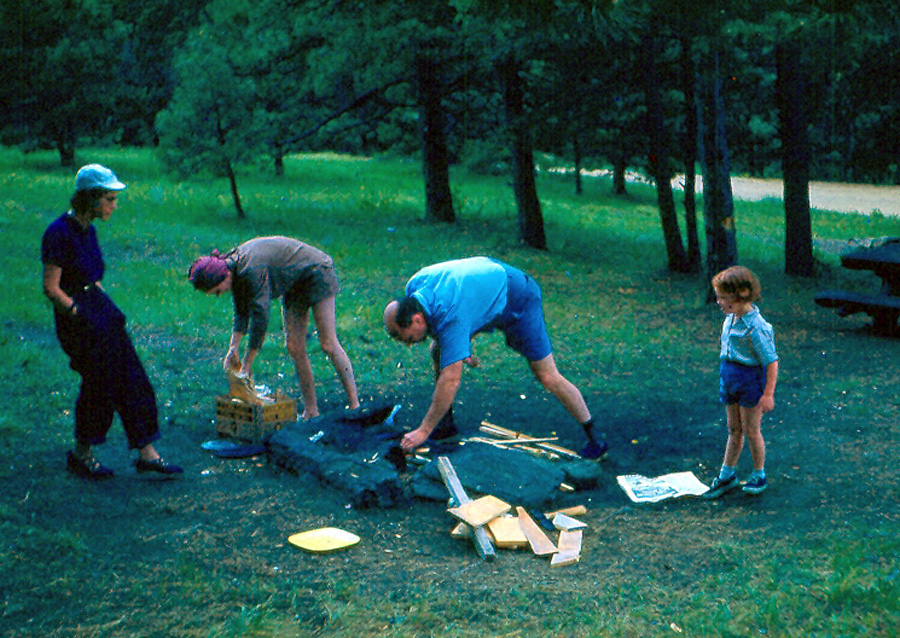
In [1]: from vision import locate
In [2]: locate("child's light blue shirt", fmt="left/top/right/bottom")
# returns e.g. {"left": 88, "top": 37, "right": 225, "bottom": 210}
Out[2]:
{"left": 720, "top": 306, "right": 778, "bottom": 366}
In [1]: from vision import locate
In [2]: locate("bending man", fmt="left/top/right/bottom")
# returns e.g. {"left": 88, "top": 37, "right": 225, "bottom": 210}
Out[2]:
{"left": 383, "top": 256, "right": 607, "bottom": 458}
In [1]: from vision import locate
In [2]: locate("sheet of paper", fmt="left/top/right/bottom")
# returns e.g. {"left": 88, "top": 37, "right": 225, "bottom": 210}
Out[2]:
{"left": 616, "top": 471, "right": 710, "bottom": 503}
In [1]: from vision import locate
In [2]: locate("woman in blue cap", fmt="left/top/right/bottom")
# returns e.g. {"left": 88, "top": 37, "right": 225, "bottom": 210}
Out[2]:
{"left": 41, "top": 164, "right": 182, "bottom": 478}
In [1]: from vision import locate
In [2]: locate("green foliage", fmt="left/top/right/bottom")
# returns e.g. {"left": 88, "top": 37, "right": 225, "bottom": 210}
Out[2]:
{"left": 155, "top": 0, "right": 261, "bottom": 181}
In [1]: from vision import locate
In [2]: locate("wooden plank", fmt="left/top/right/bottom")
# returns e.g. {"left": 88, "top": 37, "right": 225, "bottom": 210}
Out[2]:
{"left": 486, "top": 517, "right": 529, "bottom": 549}
{"left": 487, "top": 437, "right": 560, "bottom": 446}
{"left": 448, "top": 495, "right": 511, "bottom": 527}
{"left": 436, "top": 456, "right": 496, "bottom": 562}
{"left": 552, "top": 512, "right": 587, "bottom": 531}
{"left": 480, "top": 421, "right": 582, "bottom": 459}
{"left": 546, "top": 505, "right": 587, "bottom": 518}
{"left": 550, "top": 529, "right": 583, "bottom": 567}
{"left": 515, "top": 506, "right": 557, "bottom": 557}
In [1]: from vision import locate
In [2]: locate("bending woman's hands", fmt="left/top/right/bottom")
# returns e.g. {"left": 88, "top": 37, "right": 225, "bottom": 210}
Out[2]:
{"left": 224, "top": 347, "right": 241, "bottom": 373}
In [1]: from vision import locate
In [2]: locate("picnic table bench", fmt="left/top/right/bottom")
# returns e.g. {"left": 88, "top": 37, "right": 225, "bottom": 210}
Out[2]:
{"left": 815, "top": 238, "right": 900, "bottom": 334}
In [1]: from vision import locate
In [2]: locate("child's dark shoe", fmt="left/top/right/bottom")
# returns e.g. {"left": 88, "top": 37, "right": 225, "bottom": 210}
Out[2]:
{"left": 703, "top": 474, "right": 739, "bottom": 499}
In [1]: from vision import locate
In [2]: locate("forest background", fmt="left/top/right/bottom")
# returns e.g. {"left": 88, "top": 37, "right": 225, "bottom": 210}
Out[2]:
{"left": 3, "top": 0, "right": 900, "bottom": 278}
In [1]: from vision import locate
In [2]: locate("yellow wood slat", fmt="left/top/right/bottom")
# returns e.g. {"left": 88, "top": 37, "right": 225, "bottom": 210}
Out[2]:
{"left": 486, "top": 517, "right": 529, "bottom": 549}
{"left": 550, "top": 529, "right": 582, "bottom": 567}
{"left": 515, "top": 506, "right": 557, "bottom": 556}
{"left": 447, "top": 495, "right": 511, "bottom": 527}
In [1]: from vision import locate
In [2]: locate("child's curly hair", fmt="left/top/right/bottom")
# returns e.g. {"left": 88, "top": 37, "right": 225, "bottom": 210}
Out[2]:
{"left": 712, "top": 266, "right": 761, "bottom": 303}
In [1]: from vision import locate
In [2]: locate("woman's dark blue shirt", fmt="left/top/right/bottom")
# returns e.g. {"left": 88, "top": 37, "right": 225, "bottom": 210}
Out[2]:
{"left": 41, "top": 213, "right": 105, "bottom": 298}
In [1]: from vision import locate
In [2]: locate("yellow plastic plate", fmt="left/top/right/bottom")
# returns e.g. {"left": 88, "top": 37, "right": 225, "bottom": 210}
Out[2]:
{"left": 288, "top": 527, "right": 360, "bottom": 553}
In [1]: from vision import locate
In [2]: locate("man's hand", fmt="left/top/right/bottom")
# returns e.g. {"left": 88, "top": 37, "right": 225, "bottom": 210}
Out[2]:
{"left": 758, "top": 395, "right": 775, "bottom": 413}
{"left": 463, "top": 355, "right": 480, "bottom": 368}
{"left": 400, "top": 427, "right": 430, "bottom": 452}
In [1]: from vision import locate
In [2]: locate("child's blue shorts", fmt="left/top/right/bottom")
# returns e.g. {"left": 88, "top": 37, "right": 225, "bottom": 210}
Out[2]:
{"left": 719, "top": 360, "right": 765, "bottom": 408}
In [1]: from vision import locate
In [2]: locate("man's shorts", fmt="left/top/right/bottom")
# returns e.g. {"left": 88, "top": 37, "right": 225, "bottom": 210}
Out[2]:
{"left": 492, "top": 265, "right": 552, "bottom": 362}
{"left": 284, "top": 262, "right": 341, "bottom": 311}
{"left": 719, "top": 359, "right": 765, "bottom": 408}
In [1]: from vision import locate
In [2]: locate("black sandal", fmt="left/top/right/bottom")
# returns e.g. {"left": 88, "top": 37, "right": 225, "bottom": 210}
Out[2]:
{"left": 134, "top": 457, "right": 183, "bottom": 475}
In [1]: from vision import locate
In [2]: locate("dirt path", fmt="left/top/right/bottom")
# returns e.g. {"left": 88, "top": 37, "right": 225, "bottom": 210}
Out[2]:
{"left": 680, "top": 175, "right": 900, "bottom": 216}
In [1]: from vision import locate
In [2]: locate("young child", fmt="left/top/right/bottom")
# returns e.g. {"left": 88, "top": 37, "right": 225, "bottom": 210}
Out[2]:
{"left": 704, "top": 266, "right": 779, "bottom": 497}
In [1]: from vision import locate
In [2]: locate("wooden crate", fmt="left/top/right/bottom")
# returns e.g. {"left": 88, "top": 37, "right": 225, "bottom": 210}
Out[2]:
{"left": 215, "top": 393, "right": 296, "bottom": 442}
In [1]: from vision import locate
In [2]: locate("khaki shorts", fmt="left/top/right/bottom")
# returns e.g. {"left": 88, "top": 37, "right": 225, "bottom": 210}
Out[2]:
{"left": 284, "top": 262, "right": 341, "bottom": 310}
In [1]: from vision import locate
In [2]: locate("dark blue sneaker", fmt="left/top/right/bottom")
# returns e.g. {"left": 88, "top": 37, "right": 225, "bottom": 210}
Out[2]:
{"left": 580, "top": 440, "right": 609, "bottom": 460}
{"left": 742, "top": 475, "right": 768, "bottom": 494}
{"left": 703, "top": 474, "right": 738, "bottom": 499}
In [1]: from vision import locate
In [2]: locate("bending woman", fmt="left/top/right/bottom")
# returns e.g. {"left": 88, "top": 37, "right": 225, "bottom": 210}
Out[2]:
{"left": 189, "top": 236, "right": 360, "bottom": 419}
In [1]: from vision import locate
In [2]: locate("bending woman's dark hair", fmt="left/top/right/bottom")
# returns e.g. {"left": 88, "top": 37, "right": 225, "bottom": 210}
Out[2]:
{"left": 394, "top": 296, "right": 425, "bottom": 328}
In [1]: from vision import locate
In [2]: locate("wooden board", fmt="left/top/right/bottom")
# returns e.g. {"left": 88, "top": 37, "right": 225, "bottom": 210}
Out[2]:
{"left": 486, "top": 516, "right": 529, "bottom": 549}
{"left": 516, "top": 506, "right": 557, "bottom": 556}
{"left": 546, "top": 505, "right": 587, "bottom": 518}
{"left": 448, "top": 495, "right": 511, "bottom": 527}
{"left": 436, "top": 457, "right": 496, "bottom": 561}
{"left": 552, "top": 512, "right": 587, "bottom": 531}
{"left": 550, "top": 529, "right": 583, "bottom": 567}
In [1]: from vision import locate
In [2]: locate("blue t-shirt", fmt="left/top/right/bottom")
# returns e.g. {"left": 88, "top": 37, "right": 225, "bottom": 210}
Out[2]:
{"left": 41, "top": 213, "right": 105, "bottom": 297}
{"left": 407, "top": 257, "right": 509, "bottom": 368}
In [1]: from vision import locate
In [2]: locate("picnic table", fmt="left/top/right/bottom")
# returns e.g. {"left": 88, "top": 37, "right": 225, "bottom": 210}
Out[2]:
{"left": 815, "top": 238, "right": 900, "bottom": 334}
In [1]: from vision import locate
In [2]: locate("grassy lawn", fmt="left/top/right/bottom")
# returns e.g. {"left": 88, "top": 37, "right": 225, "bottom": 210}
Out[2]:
{"left": 1, "top": 146, "right": 899, "bottom": 637}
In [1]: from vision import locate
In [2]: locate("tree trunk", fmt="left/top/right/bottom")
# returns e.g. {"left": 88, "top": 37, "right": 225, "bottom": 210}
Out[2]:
{"left": 612, "top": 149, "right": 627, "bottom": 195}
{"left": 680, "top": 35, "right": 701, "bottom": 273}
{"left": 573, "top": 135, "right": 583, "bottom": 196}
{"left": 225, "top": 160, "right": 245, "bottom": 219}
{"left": 497, "top": 56, "right": 546, "bottom": 250}
{"left": 274, "top": 152, "right": 285, "bottom": 178}
{"left": 697, "top": 49, "right": 737, "bottom": 293}
{"left": 57, "top": 122, "right": 76, "bottom": 167}
{"left": 416, "top": 56, "right": 455, "bottom": 223}
{"left": 644, "top": 25, "right": 688, "bottom": 272}
{"left": 776, "top": 39, "right": 814, "bottom": 277}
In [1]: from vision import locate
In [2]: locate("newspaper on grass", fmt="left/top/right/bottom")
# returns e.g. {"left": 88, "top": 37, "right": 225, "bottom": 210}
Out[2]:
{"left": 616, "top": 471, "right": 709, "bottom": 503}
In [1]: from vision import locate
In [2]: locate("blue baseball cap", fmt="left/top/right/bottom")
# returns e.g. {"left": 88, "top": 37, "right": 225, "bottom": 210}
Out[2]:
{"left": 75, "top": 164, "right": 127, "bottom": 192}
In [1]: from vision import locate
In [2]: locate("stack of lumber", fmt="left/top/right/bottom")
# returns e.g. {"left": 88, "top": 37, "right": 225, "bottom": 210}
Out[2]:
{"left": 438, "top": 456, "right": 588, "bottom": 567}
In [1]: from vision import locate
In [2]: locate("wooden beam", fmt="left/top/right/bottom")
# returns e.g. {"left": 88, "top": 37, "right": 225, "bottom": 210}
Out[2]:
{"left": 436, "top": 456, "right": 496, "bottom": 562}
